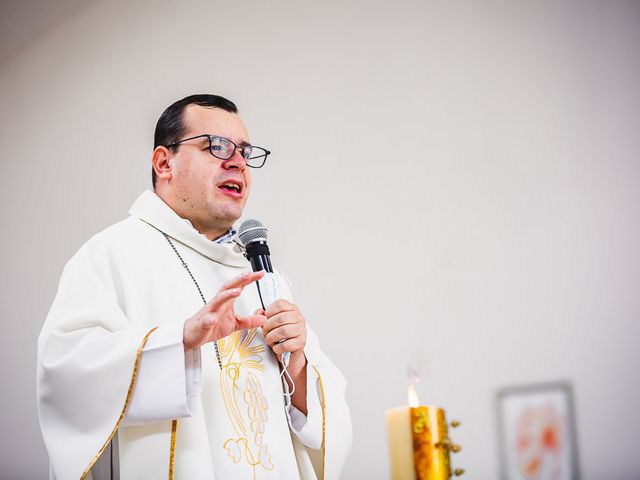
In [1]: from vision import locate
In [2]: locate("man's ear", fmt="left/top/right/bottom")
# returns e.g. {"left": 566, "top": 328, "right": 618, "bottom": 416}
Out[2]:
{"left": 152, "top": 146, "right": 173, "bottom": 182}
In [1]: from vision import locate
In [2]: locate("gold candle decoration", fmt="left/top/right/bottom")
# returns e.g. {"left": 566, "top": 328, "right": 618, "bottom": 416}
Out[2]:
{"left": 386, "top": 385, "right": 460, "bottom": 480}
{"left": 410, "top": 405, "right": 451, "bottom": 480}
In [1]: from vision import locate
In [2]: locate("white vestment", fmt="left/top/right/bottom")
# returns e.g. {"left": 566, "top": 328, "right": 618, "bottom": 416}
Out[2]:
{"left": 37, "top": 190, "right": 352, "bottom": 480}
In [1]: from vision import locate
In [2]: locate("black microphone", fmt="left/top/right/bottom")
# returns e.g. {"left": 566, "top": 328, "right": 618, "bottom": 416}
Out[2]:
{"left": 238, "top": 219, "right": 292, "bottom": 365}
{"left": 238, "top": 219, "right": 273, "bottom": 273}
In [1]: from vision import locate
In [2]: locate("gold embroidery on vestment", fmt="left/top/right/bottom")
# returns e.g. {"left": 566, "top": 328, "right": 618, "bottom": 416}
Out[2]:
{"left": 219, "top": 329, "right": 273, "bottom": 478}
{"left": 313, "top": 365, "right": 327, "bottom": 480}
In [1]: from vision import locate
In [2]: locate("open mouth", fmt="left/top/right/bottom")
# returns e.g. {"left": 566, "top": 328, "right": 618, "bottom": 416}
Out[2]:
{"left": 218, "top": 181, "right": 243, "bottom": 196}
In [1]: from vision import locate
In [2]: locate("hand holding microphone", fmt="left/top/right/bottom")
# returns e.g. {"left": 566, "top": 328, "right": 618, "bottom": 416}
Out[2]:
{"left": 238, "top": 220, "right": 308, "bottom": 373}
{"left": 260, "top": 300, "right": 307, "bottom": 367}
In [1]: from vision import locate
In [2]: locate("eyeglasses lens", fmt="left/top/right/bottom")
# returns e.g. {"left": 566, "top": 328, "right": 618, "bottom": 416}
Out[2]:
{"left": 208, "top": 136, "right": 266, "bottom": 167}
{"left": 241, "top": 146, "right": 253, "bottom": 161}
{"left": 210, "top": 137, "right": 233, "bottom": 159}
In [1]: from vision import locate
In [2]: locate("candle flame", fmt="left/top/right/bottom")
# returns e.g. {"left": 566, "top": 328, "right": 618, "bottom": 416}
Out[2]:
{"left": 408, "top": 384, "right": 420, "bottom": 407}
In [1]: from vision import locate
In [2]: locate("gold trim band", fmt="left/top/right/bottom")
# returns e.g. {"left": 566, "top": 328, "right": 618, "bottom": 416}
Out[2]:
{"left": 80, "top": 327, "right": 159, "bottom": 479}
{"left": 312, "top": 365, "right": 327, "bottom": 480}
{"left": 169, "top": 419, "right": 178, "bottom": 479}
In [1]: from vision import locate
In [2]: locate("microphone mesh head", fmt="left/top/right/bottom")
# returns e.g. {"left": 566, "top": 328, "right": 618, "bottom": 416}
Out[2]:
{"left": 238, "top": 219, "right": 268, "bottom": 246}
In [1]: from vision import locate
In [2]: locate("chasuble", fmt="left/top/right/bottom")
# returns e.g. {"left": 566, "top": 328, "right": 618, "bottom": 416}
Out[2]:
{"left": 37, "top": 190, "right": 352, "bottom": 479}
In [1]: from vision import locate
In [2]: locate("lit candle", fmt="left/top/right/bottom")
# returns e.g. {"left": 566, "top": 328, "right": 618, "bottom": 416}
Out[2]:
{"left": 385, "top": 385, "right": 459, "bottom": 480}
{"left": 385, "top": 385, "right": 420, "bottom": 480}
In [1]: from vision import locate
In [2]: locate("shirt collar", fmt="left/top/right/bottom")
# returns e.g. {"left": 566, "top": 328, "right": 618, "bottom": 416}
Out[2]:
{"left": 214, "top": 228, "right": 237, "bottom": 244}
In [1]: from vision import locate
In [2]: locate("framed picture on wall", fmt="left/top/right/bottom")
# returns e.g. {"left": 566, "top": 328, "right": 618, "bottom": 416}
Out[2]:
{"left": 496, "top": 381, "right": 580, "bottom": 480}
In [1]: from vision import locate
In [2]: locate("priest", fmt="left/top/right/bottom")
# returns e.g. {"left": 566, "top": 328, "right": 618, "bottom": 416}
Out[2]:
{"left": 37, "top": 94, "right": 352, "bottom": 479}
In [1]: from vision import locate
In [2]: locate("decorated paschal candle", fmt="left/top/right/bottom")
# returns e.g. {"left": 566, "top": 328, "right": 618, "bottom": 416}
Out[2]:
{"left": 385, "top": 385, "right": 464, "bottom": 479}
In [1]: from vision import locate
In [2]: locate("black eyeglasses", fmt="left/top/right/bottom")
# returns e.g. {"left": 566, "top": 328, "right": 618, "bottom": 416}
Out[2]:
{"left": 166, "top": 134, "right": 270, "bottom": 168}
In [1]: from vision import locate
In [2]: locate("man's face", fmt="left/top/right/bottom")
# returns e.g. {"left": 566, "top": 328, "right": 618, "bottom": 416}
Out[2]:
{"left": 166, "top": 105, "right": 252, "bottom": 236}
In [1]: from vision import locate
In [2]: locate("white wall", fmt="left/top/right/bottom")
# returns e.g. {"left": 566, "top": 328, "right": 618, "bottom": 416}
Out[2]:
{"left": 1, "top": 1, "right": 639, "bottom": 478}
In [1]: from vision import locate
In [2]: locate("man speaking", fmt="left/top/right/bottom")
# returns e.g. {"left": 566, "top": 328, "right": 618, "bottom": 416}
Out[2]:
{"left": 37, "top": 94, "right": 352, "bottom": 479}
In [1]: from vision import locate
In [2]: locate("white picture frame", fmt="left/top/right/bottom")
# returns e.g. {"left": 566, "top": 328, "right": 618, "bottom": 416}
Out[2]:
{"left": 496, "top": 382, "right": 580, "bottom": 480}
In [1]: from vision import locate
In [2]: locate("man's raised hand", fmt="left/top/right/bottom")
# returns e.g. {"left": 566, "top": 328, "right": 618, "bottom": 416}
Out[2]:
{"left": 183, "top": 270, "right": 266, "bottom": 350}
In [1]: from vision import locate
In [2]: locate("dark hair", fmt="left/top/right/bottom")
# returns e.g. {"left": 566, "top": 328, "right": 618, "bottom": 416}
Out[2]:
{"left": 152, "top": 94, "right": 238, "bottom": 187}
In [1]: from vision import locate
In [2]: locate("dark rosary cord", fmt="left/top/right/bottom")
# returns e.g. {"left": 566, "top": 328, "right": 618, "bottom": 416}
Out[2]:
{"left": 162, "top": 233, "right": 223, "bottom": 369}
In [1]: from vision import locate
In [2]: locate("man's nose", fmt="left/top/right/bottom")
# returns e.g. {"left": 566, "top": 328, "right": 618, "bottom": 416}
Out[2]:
{"left": 222, "top": 148, "right": 246, "bottom": 170}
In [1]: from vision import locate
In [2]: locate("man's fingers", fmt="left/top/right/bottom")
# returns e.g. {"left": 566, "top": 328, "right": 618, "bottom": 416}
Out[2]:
{"left": 221, "top": 271, "right": 264, "bottom": 291}
{"left": 272, "top": 337, "right": 304, "bottom": 355}
{"left": 264, "top": 299, "right": 296, "bottom": 318}
{"left": 262, "top": 312, "right": 303, "bottom": 336}
{"left": 264, "top": 324, "right": 301, "bottom": 346}
{"left": 235, "top": 314, "right": 267, "bottom": 330}
{"left": 206, "top": 271, "right": 264, "bottom": 311}
{"left": 207, "top": 288, "right": 241, "bottom": 311}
